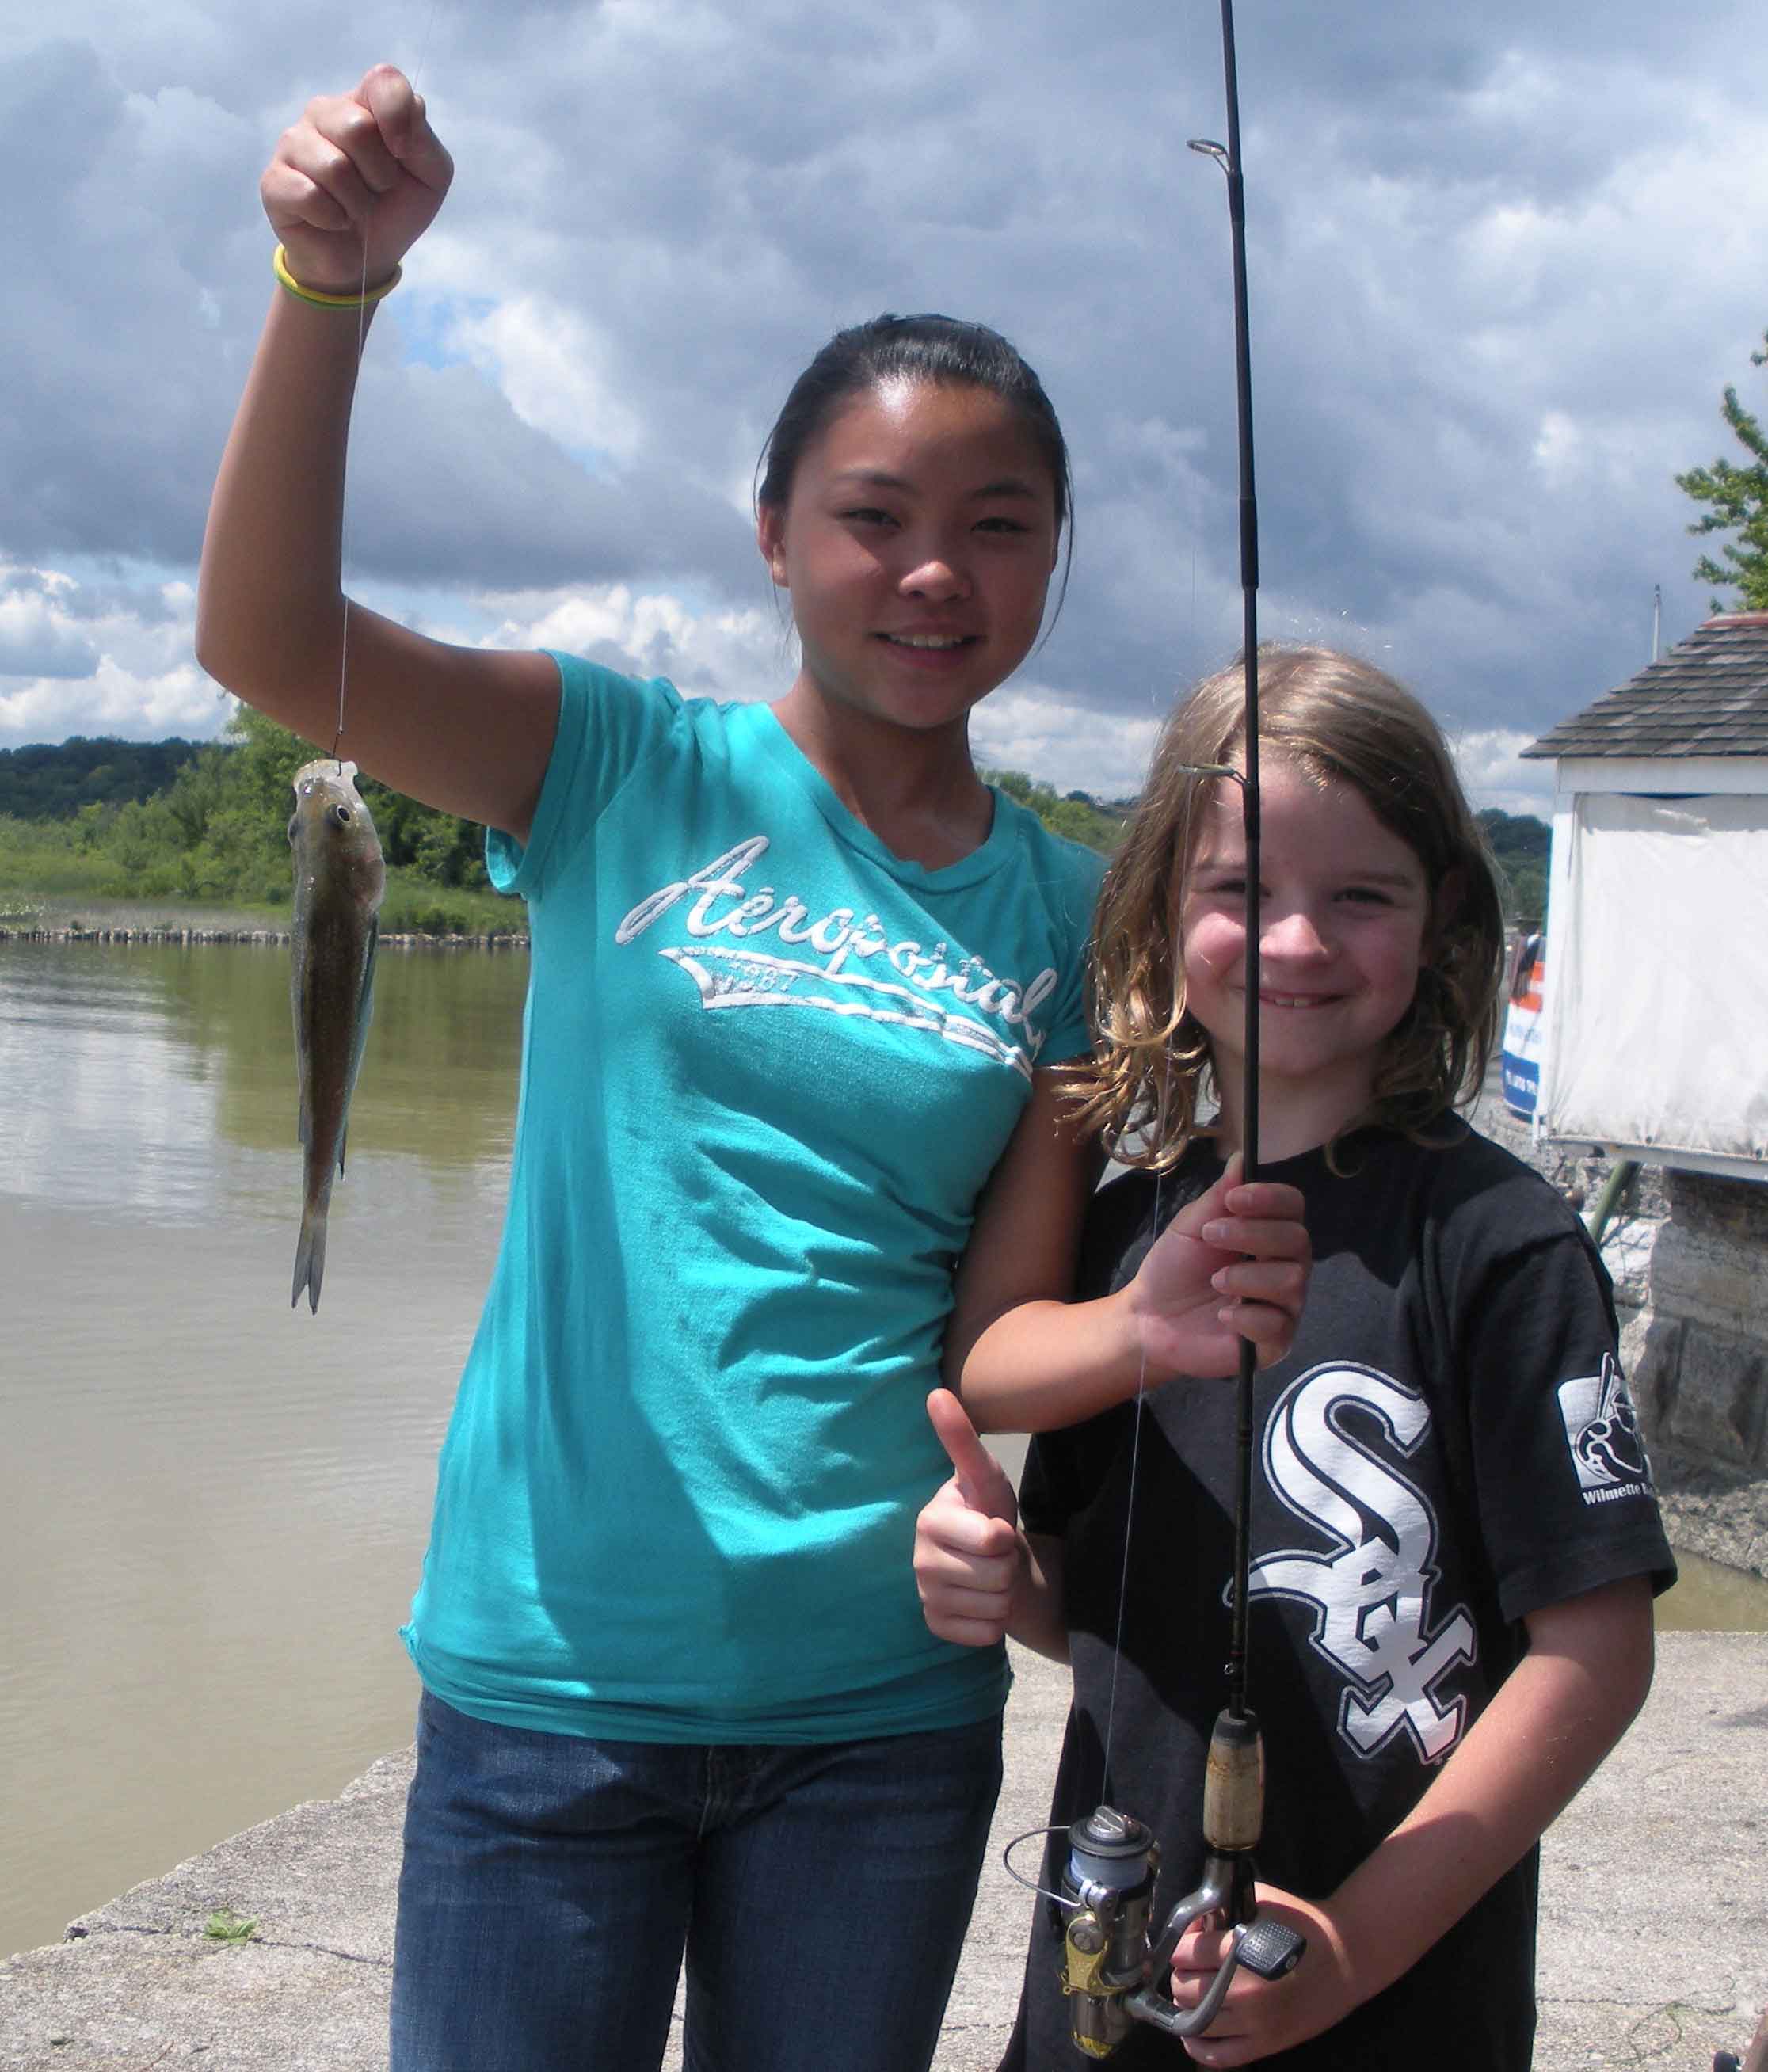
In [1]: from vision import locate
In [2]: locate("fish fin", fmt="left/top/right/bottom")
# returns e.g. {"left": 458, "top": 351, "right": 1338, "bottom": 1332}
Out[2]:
{"left": 291, "top": 1209, "right": 327, "bottom": 1314}
{"left": 360, "top": 917, "right": 379, "bottom": 1015}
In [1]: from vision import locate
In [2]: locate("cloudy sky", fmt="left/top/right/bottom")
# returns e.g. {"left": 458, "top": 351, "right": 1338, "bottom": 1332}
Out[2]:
{"left": 3, "top": 0, "right": 1766, "bottom": 814}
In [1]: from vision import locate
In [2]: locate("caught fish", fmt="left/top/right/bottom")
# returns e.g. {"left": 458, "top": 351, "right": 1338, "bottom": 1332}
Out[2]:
{"left": 288, "top": 759, "right": 384, "bottom": 1312}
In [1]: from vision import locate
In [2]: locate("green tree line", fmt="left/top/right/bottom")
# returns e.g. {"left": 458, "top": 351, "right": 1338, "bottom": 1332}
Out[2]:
{"left": 1478, "top": 807, "right": 1549, "bottom": 930}
{"left": 1, "top": 707, "right": 503, "bottom": 932}
{"left": 0, "top": 735, "right": 205, "bottom": 818}
{"left": 984, "top": 769, "right": 1131, "bottom": 853}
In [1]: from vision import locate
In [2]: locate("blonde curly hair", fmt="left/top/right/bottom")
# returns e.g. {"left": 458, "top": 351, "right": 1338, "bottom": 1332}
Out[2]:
{"left": 1068, "top": 645, "right": 1506, "bottom": 1169}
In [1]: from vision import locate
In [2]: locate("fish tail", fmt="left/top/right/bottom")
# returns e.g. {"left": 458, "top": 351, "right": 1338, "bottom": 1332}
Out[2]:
{"left": 291, "top": 1208, "right": 328, "bottom": 1314}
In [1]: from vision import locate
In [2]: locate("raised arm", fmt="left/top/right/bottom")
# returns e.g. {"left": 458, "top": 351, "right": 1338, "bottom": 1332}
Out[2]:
{"left": 196, "top": 65, "right": 560, "bottom": 839}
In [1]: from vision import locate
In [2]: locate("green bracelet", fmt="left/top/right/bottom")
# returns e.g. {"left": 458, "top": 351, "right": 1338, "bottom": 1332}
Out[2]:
{"left": 273, "top": 243, "right": 402, "bottom": 308}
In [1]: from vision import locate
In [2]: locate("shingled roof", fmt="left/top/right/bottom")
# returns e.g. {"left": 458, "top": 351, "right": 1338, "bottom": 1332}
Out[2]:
{"left": 1522, "top": 612, "right": 1768, "bottom": 760}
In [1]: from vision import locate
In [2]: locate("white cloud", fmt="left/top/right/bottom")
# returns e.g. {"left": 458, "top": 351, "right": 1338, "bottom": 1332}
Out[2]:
{"left": 360, "top": 577, "right": 787, "bottom": 710}
{"left": 971, "top": 682, "right": 1162, "bottom": 801}
{"left": 1450, "top": 726, "right": 1557, "bottom": 819}
{"left": 443, "top": 298, "right": 645, "bottom": 469}
{"left": 0, "top": 566, "right": 225, "bottom": 747}
{"left": 0, "top": 577, "right": 100, "bottom": 680}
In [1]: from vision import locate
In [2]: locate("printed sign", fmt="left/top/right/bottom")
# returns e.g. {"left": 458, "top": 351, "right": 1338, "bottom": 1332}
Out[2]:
{"left": 1500, "top": 931, "right": 1545, "bottom": 1118}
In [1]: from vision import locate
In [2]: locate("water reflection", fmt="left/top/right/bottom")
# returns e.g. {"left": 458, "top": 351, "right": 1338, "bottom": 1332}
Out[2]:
{"left": 0, "top": 946, "right": 225, "bottom": 1221}
{"left": 0, "top": 939, "right": 530, "bottom": 1197}
{"left": 0, "top": 939, "right": 530, "bottom": 1961}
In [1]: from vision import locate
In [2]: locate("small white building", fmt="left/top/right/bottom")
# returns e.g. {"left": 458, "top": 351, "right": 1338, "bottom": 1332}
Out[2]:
{"left": 1524, "top": 612, "right": 1768, "bottom": 1183}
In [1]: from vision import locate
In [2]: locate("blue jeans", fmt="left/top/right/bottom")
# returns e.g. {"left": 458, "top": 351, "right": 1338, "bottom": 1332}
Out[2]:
{"left": 390, "top": 1692, "right": 1004, "bottom": 2072}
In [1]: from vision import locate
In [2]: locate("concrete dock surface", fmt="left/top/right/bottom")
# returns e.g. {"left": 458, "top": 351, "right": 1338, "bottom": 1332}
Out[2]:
{"left": 2, "top": 1632, "right": 1763, "bottom": 2071}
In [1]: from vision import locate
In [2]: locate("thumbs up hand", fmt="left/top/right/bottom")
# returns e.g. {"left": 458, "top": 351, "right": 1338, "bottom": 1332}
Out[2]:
{"left": 913, "top": 1389, "right": 1027, "bottom": 1647}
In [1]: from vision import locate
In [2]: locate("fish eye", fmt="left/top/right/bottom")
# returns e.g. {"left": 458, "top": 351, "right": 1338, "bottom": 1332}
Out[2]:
{"left": 330, "top": 803, "right": 352, "bottom": 827}
{"left": 286, "top": 816, "right": 298, "bottom": 845}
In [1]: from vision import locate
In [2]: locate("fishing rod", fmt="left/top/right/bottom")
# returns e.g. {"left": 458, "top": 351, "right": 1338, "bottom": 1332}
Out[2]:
{"left": 1037, "top": 5, "right": 1305, "bottom": 2051}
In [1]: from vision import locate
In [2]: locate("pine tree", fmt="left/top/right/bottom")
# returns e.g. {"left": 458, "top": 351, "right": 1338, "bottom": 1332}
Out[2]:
{"left": 1675, "top": 331, "right": 1768, "bottom": 614}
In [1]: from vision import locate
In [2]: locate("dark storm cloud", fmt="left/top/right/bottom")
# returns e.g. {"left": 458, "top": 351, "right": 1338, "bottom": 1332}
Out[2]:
{"left": 3, "top": 0, "right": 1766, "bottom": 760}
{"left": 0, "top": 27, "right": 747, "bottom": 592}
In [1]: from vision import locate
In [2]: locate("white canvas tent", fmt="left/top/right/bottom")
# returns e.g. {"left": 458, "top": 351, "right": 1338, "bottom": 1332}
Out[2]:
{"left": 1525, "top": 615, "right": 1768, "bottom": 1183}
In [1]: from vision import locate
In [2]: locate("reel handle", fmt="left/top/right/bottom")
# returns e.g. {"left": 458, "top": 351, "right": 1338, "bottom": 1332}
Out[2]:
{"left": 1126, "top": 1849, "right": 1305, "bottom": 2041}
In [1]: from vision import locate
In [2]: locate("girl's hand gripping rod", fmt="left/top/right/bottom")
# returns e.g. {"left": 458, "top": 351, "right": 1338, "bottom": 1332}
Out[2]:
{"left": 1054, "top": 5, "right": 1305, "bottom": 2052}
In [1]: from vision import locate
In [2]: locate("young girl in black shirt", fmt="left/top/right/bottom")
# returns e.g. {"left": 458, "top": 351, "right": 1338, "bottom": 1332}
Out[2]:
{"left": 916, "top": 645, "right": 1673, "bottom": 2069}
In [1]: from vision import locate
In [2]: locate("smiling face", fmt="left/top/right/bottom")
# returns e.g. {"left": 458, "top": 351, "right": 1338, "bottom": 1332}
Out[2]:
{"left": 1180, "top": 756, "right": 1434, "bottom": 1145}
{"left": 756, "top": 377, "right": 1061, "bottom": 740}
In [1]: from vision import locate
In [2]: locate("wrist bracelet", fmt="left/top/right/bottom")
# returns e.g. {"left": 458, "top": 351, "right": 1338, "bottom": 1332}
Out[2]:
{"left": 272, "top": 243, "right": 402, "bottom": 308}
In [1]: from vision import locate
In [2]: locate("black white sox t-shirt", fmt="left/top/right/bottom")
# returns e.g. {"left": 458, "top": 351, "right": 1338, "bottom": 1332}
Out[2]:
{"left": 1004, "top": 1120, "right": 1674, "bottom": 2071}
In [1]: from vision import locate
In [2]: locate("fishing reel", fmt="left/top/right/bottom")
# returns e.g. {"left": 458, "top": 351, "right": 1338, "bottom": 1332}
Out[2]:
{"left": 1044, "top": 1710, "right": 1306, "bottom": 2059}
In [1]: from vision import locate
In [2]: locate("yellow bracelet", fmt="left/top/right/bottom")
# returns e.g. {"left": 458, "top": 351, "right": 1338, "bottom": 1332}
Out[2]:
{"left": 272, "top": 244, "right": 402, "bottom": 308}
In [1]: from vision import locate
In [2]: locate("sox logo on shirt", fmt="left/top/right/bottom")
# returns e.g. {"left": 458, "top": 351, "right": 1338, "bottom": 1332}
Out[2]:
{"left": 1246, "top": 1363, "right": 1477, "bottom": 1766}
{"left": 1556, "top": 1353, "right": 1653, "bottom": 1505}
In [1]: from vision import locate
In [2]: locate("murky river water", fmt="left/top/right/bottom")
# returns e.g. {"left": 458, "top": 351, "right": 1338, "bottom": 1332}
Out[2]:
{"left": 1, "top": 937, "right": 525, "bottom": 1961}
{"left": 2, "top": 937, "right": 1763, "bottom": 1963}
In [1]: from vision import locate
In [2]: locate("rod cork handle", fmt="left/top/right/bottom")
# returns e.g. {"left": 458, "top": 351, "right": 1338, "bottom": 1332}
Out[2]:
{"left": 1200, "top": 1706, "right": 1266, "bottom": 1855}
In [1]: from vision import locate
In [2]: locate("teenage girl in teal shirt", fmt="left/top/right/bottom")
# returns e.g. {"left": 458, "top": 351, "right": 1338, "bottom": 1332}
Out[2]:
{"left": 199, "top": 64, "right": 1309, "bottom": 2072}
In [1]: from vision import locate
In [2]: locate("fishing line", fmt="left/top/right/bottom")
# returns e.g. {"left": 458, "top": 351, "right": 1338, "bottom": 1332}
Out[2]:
{"left": 331, "top": 237, "right": 369, "bottom": 767}
{"left": 1099, "top": 1206, "right": 1150, "bottom": 1791}
{"left": 406, "top": 0, "right": 442, "bottom": 101}
{"left": 330, "top": 0, "right": 443, "bottom": 770}
{"left": 1096, "top": 977, "right": 1177, "bottom": 1796}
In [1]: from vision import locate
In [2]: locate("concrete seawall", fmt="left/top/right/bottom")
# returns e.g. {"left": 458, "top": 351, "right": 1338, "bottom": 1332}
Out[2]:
{"left": 4, "top": 1633, "right": 1763, "bottom": 2071}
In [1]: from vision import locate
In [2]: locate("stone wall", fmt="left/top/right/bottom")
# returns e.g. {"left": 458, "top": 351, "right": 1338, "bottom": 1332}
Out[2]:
{"left": 1620, "top": 1170, "right": 1768, "bottom": 1576}
{"left": 1628, "top": 1171, "right": 1768, "bottom": 1466}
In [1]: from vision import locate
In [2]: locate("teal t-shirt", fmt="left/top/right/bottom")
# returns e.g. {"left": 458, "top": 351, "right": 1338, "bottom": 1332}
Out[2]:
{"left": 402, "top": 653, "right": 1102, "bottom": 1742}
